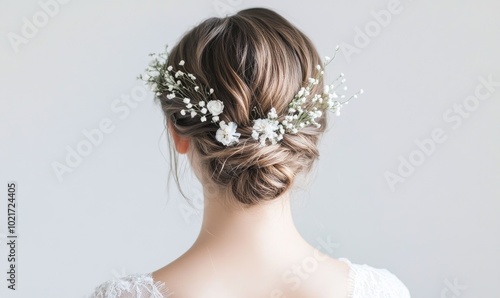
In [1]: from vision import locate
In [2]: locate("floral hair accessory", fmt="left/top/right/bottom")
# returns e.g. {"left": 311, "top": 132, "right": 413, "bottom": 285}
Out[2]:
{"left": 138, "top": 47, "right": 241, "bottom": 145}
{"left": 139, "top": 45, "right": 363, "bottom": 147}
{"left": 250, "top": 46, "right": 363, "bottom": 146}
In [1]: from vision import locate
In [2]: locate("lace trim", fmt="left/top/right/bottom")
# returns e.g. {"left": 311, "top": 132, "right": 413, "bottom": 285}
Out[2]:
{"left": 89, "top": 272, "right": 173, "bottom": 298}
{"left": 338, "top": 257, "right": 356, "bottom": 298}
{"left": 338, "top": 257, "right": 411, "bottom": 298}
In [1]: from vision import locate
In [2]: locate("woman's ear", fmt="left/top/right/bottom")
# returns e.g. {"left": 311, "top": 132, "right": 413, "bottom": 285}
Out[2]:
{"left": 168, "top": 121, "right": 190, "bottom": 154}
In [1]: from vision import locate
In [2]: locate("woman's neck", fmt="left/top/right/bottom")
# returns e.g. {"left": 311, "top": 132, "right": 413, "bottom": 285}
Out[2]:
{"left": 188, "top": 184, "right": 313, "bottom": 260}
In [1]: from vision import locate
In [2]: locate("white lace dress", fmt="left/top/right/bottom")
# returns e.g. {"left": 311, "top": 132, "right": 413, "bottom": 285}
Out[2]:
{"left": 88, "top": 258, "right": 411, "bottom": 298}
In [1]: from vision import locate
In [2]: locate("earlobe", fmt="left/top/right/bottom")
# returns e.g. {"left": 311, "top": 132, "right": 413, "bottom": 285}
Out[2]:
{"left": 168, "top": 121, "right": 190, "bottom": 154}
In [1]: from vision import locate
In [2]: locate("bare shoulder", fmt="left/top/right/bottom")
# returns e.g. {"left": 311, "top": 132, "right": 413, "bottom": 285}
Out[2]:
{"left": 152, "top": 248, "right": 351, "bottom": 298}
{"left": 289, "top": 250, "right": 351, "bottom": 298}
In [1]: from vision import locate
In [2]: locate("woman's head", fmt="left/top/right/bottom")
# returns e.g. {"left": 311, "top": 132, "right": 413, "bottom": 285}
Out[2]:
{"left": 160, "top": 8, "right": 327, "bottom": 206}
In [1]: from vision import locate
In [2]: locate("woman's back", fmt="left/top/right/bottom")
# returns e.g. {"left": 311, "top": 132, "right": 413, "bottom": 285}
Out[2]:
{"left": 89, "top": 255, "right": 410, "bottom": 298}
{"left": 149, "top": 241, "right": 350, "bottom": 298}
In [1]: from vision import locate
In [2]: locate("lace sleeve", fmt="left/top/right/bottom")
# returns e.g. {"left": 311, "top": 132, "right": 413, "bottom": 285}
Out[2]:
{"left": 339, "top": 258, "right": 411, "bottom": 298}
{"left": 89, "top": 273, "right": 172, "bottom": 298}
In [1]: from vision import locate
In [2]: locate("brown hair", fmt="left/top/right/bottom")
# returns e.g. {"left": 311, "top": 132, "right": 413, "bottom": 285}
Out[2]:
{"left": 159, "top": 8, "right": 327, "bottom": 206}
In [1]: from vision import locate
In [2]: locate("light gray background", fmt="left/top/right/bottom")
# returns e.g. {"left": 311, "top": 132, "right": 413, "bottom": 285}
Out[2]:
{"left": 1, "top": 0, "right": 499, "bottom": 297}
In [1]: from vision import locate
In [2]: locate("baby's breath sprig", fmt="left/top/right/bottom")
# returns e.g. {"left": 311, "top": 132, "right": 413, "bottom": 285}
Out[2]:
{"left": 139, "top": 50, "right": 225, "bottom": 123}
{"left": 139, "top": 47, "right": 241, "bottom": 146}
{"left": 251, "top": 45, "right": 364, "bottom": 146}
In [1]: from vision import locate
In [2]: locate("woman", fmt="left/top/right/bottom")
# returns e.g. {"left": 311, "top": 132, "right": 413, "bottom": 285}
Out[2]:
{"left": 90, "top": 8, "right": 411, "bottom": 298}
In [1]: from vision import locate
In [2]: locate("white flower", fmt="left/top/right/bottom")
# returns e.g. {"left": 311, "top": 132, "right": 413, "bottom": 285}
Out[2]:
{"left": 150, "top": 83, "right": 158, "bottom": 92}
{"left": 207, "top": 100, "right": 224, "bottom": 116}
{"left": 175, "top": 70, "right": 184, "bottom": 78}
{"left": 180, "top": 109, "right": 186, "bottom": 115}
{"left": 209, "top": 88, "right": 214, "bottom": 94}
{"left": 167, "top": 93, "right": 176, "bottom": 99}
{"left": 199, "top": 101, "right": 205, "bottom": 107}
{"left": 252, "top": 118, "right": 280, "bottom": 146}
{"left": 179, "top": 60, "right": 185, "bottom": 66}
{"left": 216, "top": 121, "right": 240, "bottom": 146}
{"left": 267, "top": 107, "right": 278, "bottom": 119}
{"left": 167, "top": 66, "right": 173, "bottom": 71}
{"left": 186, "top": 103, "right": 193, "bottom": 108}
{"left": 201, "top": 108, "right": 207, "bottom": 114}
{"left": 191, "top": 111, "right": 197, "bottom": 118}
{"left": 183, "top": 98, "right": 190, "bottom": 103}
{"left": 212, "top": 115, "right": 219, "bottom": 122}
{"left": 200, "top": 116, "right": 207, "bottom": 122}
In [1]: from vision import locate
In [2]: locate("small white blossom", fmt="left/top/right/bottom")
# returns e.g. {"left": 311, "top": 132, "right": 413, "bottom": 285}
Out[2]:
{"left": 191, "top": 111, "right": 197, "bottom": 118}
{"left": 252, "top": 118, "right": 281, "bottom": 146}
{"left": 201, "top": 108, "right": 207, "bottom": 114}
{"left": 207, "top": 100, "right": 224, "bottom": 116}
{"left": 200, "top": 116, "right": 207, "bottom": 122}
{"left": 212, "top": 115, "right": 219, "bottom": 122}
{"left": 167, "top": 66, "right": 173, "bottom": 71}
{"left": 183, "top": 98, "right": 190, "bottom": 103}
{"left": 175, "top": 71, "right": 185, "bottom": 78}
{"left": 180, "top": 109, "right": 186, "bottom": 115}
{"left": 179, "top": 60, "right": 185, "bottom": 66}
{"left": 150, "top": 83, "right": 158, "bottom": 92}
{"left": 268, "top": 108, "right": 278, "bottom": 119}
{"left": 216, "top": 121, "right": 240, "bottom": 146}
{"left": 199, "top": 101, "right": 205, "bottom": 107}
